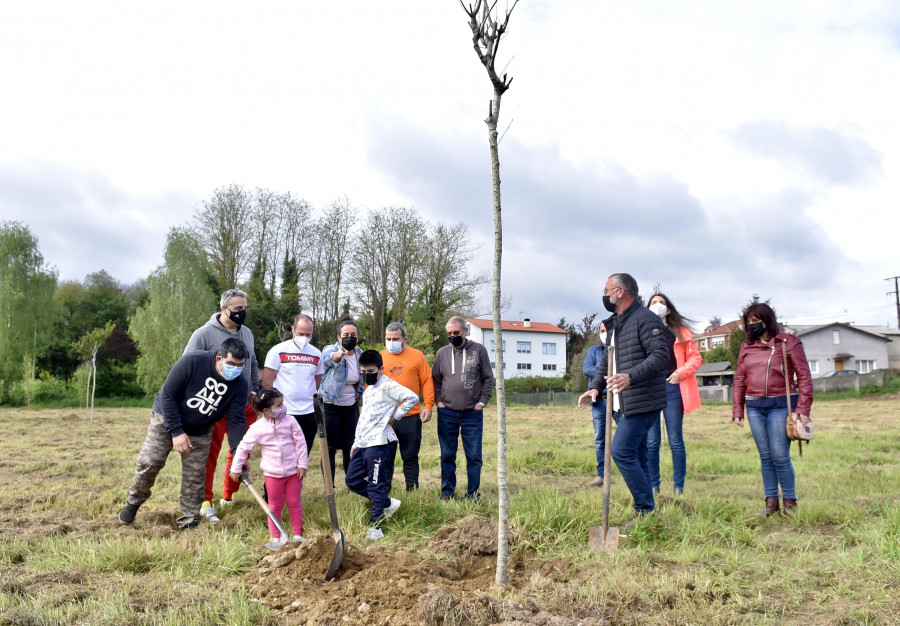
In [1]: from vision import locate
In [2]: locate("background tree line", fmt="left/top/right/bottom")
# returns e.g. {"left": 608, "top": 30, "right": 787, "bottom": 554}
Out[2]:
{"left": 0, "top": 185, "right": 485, "bottom": 404}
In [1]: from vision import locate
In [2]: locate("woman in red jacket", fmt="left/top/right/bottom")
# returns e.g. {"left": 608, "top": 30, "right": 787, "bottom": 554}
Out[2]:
{"left": 646, "top": 293, "right": 702, "bottom": 497}
{"left": 732, "top": 303, "right": 813, "bottom": 518}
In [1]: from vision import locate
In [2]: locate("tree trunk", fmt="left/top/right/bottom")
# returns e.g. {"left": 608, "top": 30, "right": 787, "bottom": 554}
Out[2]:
{"left": 90, "top": 347, "right": 98, "bottom": 424}
{"left": 488, "top": 91, "right": 509, "bottom": 588}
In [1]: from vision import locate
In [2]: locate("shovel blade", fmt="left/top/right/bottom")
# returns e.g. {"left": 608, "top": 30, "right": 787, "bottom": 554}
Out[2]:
{"left": 325, "top": 529, "right": 346, "bottom": 580}
{"left": 589, "top": 525, "right": 620, "bottom": 552}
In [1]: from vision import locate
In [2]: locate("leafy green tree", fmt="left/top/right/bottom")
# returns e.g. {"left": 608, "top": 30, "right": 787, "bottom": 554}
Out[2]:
{"left": 130, "top": 228, "right": 218, "bottom": 394}
{"left": 0, "top": 222, "right": 58, "bottom": 396}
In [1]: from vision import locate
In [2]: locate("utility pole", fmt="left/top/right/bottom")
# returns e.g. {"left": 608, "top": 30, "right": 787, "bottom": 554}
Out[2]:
{"left": 886, "top": 276, "right": 900, "bottom": 330}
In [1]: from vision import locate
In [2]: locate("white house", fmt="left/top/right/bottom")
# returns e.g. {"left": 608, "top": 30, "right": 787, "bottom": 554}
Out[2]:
{"left": 787, "top": 323, "right": 891, "bottom": 376}
{"left": 465, "top": 318, "right": 568, "bottom": 378}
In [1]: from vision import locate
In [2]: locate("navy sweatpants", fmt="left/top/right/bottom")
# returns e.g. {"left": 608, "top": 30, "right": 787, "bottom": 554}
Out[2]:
{"left": 345, "top": 443, "right": 391, "bottom": 524}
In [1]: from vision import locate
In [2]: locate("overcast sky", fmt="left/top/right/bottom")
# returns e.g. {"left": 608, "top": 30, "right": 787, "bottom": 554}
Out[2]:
{"left": 2, "top": 1, "right": 899, "bottom": 331}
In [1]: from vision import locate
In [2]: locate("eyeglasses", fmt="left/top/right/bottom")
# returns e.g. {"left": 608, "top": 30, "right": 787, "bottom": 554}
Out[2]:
{"left": 603, "top": 285, "right": 621, "bottom": 296}
{"left": 446, "top": 330, "right": 465, "bottom": 337}
{"left": 227, "top": 305, "right": 248, "bottom": 313}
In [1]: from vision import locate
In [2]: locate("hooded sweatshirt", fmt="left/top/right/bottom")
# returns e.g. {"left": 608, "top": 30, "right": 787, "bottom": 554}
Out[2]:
{"left": 431, "top": 339, "right": 494, "bottom": 411}
{"left": 152, "top": 350, "right": 248, "bottom": 451}
{"left": 184, "top": 313, "right": 260, "bottom": 396}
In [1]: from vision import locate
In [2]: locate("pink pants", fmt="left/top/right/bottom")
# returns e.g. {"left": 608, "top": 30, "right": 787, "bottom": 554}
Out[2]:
{"left": 264, "top": 474, "right": 303, "bottom": 538}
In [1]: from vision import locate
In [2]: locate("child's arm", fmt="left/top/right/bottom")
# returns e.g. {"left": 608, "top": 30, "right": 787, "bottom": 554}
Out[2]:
{"left": 388, "top": 381, "right": 420, "bottom": 420}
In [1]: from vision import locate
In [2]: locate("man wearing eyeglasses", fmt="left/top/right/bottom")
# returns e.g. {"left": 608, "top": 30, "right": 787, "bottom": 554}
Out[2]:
{"left": 183, "top": 288, "right": 260, "bottom": 521}
{"left": 578, "top": 273, "right": 669, "bottom": 530}
{"left": 431, "top": 315, "right": 495, "bottom": 501}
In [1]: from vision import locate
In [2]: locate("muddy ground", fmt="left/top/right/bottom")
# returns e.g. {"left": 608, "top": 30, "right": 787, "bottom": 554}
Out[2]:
{"left": 248, "top": 517, "right": 607, "bottom": 626}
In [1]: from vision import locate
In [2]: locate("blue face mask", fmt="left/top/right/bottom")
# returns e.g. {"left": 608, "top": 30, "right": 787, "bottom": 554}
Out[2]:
{"left": 386, "top": 340, "right": 403, "bottom": 354}
{"left": 220, "top": 363, "right": 243, "bottom": 381}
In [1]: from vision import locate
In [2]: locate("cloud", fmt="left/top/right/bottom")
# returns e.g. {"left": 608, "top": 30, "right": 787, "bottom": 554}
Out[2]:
{"left": 365, "top": 116, "right": 851, "bottom": 326}
{"left": 0, "top": 160, "right": 198, "bottom": 284}
{"left": 729, "top": 121, "right": 882, "bottom": 187}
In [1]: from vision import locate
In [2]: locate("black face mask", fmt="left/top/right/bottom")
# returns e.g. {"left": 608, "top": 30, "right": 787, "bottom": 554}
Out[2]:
{"left": 363, "top": 372, "right": 379, "bottom": 386}
{"left": 341, "top": 336, "right": 358, "bottom": 350}
{"left": 449, "top": 335, "right": 464, "bottom": 348}
{"left": 746, "top": 322, "right": 765, "bottom": 339}
{"left": 602, "top": 295, "right": 617, "bottom": 313}
{"left": 228, "top": 308, "right": 247, "bottom": 326}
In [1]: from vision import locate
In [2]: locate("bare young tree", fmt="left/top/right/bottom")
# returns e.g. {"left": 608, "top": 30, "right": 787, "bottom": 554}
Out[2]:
{"left": 192, "top": 184, "right": 256, "bottom": 291}
{"left": 305, "top": 198, "right": 357, "bottom": 340}
{"left": 348, "top": 209, "right": 396, "bottom": 342}
{"left": 459, "top": 0, "right": 519, "bottom": 588}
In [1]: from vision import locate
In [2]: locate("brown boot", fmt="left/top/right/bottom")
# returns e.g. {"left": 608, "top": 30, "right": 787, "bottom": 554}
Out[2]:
{"left": 782, "top": 498, "right": 797, "bottom": 518}
{"left": 757, "top": 497, "right": 780, "bottom": 517}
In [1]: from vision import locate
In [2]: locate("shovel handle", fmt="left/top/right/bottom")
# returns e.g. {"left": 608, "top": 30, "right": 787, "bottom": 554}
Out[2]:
{"left": 602, "top": 345, "right": 615, "bottom": 541}
{"left": 240, "top": 472, "right": 288, "bottom": 539}
{"left": 313, "top": 394, "right": 342, "bottom": 534}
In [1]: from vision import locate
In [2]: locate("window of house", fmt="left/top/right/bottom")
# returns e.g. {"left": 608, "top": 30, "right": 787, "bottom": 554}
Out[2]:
{"left": 832, "top": 330, "right": 840, "bottom": 345}
{"left": 490, "top": 340, "right": 506, "bottom": 352}
{"left": 517, "top": 341, "right": 531, "bottom": 354}
{"left": 542, "top": 342, "right": 556, "bottom": 355}
{"left": 857, "top": 360, "right": 876, "bottom": 374}
{"left": 808, "top": 360, "right": 819, "bottom": 374}
{"left": 517, "top": 363, "right": 531, "bottom": 370}
{"left": 712, "top": 337, "right": 725, "bottom": 347}
{"left": 542, "top": 364, "right": 557, "bottom": 371}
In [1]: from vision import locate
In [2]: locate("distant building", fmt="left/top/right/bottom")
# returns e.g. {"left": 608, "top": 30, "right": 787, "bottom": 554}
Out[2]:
{"left": 465, "top": 318, "right": 568, "bottom": 378}
{"left": 694, "top": 320, "right": 743, "bottom": 353}
{"left": 785, "top": 323, "right": 892, "bottom": 377}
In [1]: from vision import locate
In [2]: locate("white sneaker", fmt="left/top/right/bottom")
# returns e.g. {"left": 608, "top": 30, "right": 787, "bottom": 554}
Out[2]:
{"left": 200, "top": 501, "right": 220, "bottom": 523}
{"left": 383, "top": 498, "right": 401, "bottom": 520}
{"left": 264, "top": 537, "right": 286, "bottom": 551}
{"left": 366, "top": 527, "right": 384, "bottom": 541}
{"left": 219, "top": 498, "right": 234, "bottom": 507}
{"left": 291, "top": 535, "right": 306, "bottom": 543}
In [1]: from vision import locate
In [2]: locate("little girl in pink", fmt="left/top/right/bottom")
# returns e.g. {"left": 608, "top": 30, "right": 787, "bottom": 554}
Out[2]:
{"left": 230, "top": 388, "right": 308, "bottom": 548}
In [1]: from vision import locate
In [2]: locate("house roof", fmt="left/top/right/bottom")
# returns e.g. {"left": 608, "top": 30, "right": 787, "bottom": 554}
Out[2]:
{"left": 790, "top": 322, "right": 892, "bottom": 343}
{"left": 465, "top": 319, "right": 568, "bottom": 334}
{"left": 854, "top": 325, "right": 900, "bottom": 338}
{"left": 696, "top": 361, "right": 734, "bottom": 374}
{"left": 695, "top": 320, "right": 742, "bottom": 338}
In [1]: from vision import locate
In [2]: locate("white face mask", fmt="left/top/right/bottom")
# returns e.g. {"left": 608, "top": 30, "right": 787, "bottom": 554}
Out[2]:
{"left": 293, "top": 335, "right": 309, "bottom": 350}
{"left": 649, "top": 302, "right": 668, "bottom": 318}
{"left": 599, "top": 332, "right": 608, "bottom": 345}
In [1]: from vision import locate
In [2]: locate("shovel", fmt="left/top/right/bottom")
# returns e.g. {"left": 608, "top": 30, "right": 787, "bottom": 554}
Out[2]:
{"left": 313, "top": 393, "right": 346, "bottom": 580}
{"left": 239, "top": 472, "right": 288, "bottom": 550}
{"left": 589, "top": 346, "right": 620, "bottom": 552}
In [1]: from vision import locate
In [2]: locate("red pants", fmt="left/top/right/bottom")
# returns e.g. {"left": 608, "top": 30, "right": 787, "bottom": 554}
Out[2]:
{"left": 265, "top": 474, "right": 303, "bottom": 538}
{"left": 204, "top": 400, "right": 257, "bottom": 503}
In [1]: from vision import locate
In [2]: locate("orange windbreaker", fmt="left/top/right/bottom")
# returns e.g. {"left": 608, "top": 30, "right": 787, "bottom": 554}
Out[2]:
{"left": 379, "top": 346, "right": 435, "bottom": 417}
{"left": 674, "top": 327, "right": 702, "bottom": 414}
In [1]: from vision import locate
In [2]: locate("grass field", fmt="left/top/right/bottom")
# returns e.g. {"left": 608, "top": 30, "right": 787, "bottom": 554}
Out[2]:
{"left": 1, "top": 394, "right": 898, "bottom": 625}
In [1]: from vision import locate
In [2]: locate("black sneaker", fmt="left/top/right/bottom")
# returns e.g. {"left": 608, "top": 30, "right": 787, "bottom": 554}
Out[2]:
{"left": 118, "top": 503, "right": 139, "bottom": 525}
{"left": 180, "top": 519, "right": 200, "bottom": 530}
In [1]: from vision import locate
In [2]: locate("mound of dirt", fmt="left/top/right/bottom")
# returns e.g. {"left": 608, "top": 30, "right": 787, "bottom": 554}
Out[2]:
{"left": 246, "top": 518, "right": 607, "bottom": 626}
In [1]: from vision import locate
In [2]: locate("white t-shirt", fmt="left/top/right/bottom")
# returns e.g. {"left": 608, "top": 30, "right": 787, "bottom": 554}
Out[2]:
{"left": 263, "top": 338, "right": 326, "bottom": 415}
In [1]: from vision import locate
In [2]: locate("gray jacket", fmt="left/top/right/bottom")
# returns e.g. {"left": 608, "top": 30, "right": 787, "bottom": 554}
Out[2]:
{"left": 590, "top": 299, "right": 668, "bottom": 417}
{"left": 183, "top": 313, "right": 260, "bottom": 396}
{"left": 432, "top": 339, "right": 494, "bottom": 411}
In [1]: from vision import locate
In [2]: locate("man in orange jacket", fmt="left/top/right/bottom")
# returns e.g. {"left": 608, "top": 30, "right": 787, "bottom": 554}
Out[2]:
{"left": 380, "top": 321, "right": 435, "bottom": 492}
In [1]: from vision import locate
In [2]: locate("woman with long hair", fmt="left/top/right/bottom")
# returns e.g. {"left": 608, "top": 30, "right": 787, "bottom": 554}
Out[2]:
{"left": 646, "top": 292, "right": 702, "bottom": 496}
{"left": 732, "top": 303, "right": 813, "bottom": 517}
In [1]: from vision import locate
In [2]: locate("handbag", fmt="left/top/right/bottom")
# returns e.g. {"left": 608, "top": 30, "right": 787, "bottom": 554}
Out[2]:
{"left": 782, "top": 341, "right": 813, "bottom": 454}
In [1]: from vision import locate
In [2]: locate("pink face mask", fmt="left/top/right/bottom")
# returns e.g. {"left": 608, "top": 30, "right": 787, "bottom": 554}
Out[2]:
{"left": 269, "top": 406, "right": 288, "bottom": 420}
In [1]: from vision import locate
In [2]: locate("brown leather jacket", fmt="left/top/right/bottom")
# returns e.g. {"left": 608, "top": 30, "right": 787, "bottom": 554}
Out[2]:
{"left": 732, "top": 331, "right": 814, "bottom": 419}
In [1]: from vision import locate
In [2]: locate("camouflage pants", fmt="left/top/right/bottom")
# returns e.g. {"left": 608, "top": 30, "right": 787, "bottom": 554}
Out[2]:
{"left": 125, "top": 411, "right": 213, "bottom": 528}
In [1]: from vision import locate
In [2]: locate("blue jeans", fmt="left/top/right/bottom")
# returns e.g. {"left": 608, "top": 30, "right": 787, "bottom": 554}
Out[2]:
{"left": 746, "top": 405, "right": 796, "bottom": 499}
{"left": 611, "top": 410, "right": 656, "bottom": 514}
{"left": 345, "top": 443, "right": 391, "bottom": 524}
{"left": 646, "top": 382, "right": 686, "bottom": 490}
{"left": 437, "top": 407, "right": 483, "bottom": 498}
{"left": 591, "top": 399, "right": 609, "bottom": 477}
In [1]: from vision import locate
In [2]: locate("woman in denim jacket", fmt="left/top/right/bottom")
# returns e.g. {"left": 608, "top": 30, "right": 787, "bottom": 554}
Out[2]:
{"left": 320, "top": 317, "right": 365, "bottom": 484}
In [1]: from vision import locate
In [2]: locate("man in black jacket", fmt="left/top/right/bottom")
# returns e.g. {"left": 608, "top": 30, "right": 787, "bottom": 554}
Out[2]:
{"left": 118, "top": 338, "right": 249, "bottom": 529}
{"left": 579, "top": 273, "right": 668, "bottom": 521}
